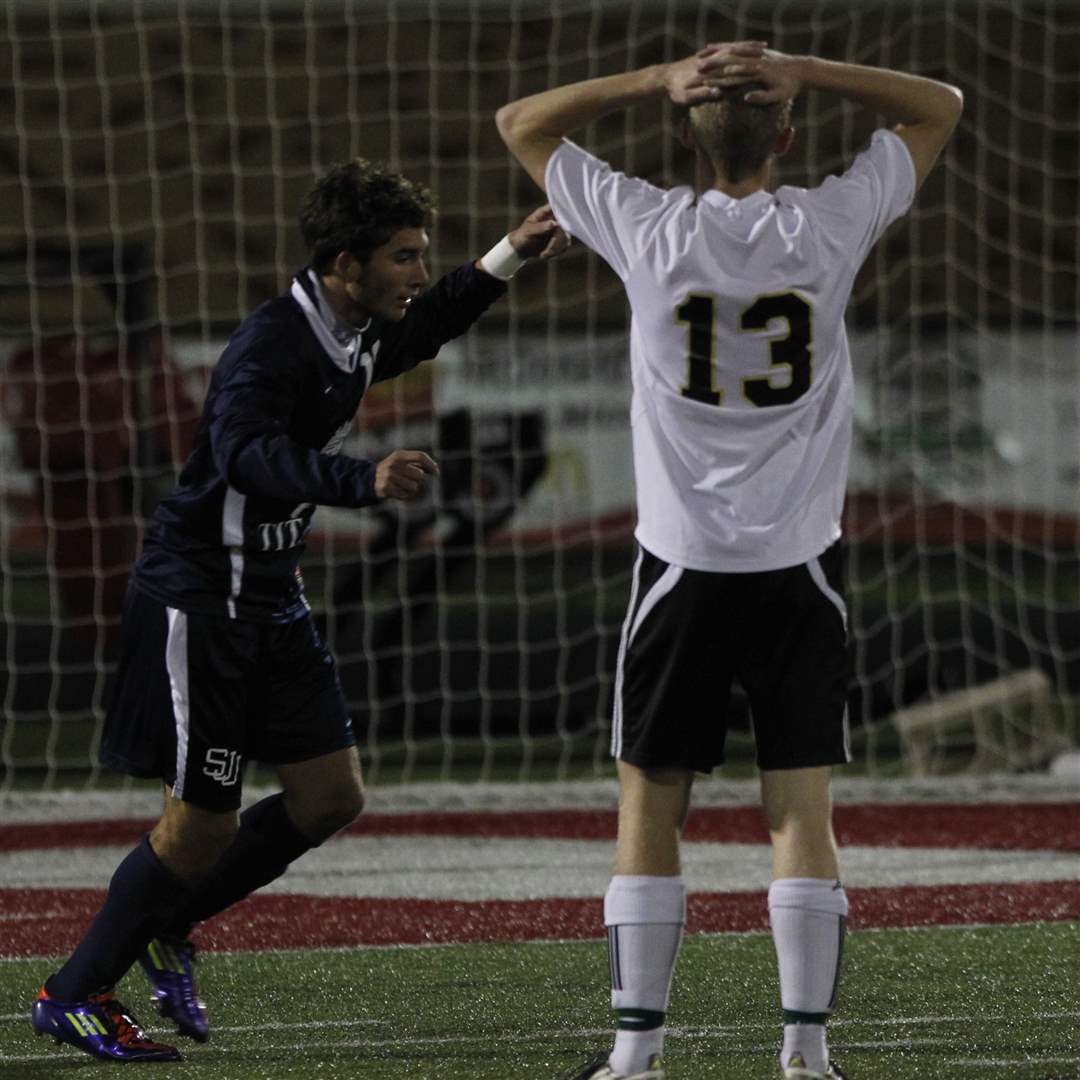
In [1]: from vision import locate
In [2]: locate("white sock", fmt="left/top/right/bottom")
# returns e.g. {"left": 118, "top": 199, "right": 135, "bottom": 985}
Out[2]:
{"left": 604, "top": 874, "right": 686, "bottom": 1076}
{"left": 780, "top": 1023, "right": 828, "bottom": 1074}
{"left": 768, "top": 877, "right": 848, "bottom": 1074}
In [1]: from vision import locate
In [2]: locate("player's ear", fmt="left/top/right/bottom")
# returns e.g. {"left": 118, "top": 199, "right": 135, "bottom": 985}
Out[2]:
{"left": 332, "top": 250, "right": 364, "bottom": 281}
{"left": 774, "top": 126, "right": 795, "bottom": 158}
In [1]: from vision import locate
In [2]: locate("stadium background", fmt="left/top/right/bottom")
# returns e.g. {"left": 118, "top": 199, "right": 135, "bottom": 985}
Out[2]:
{"left": 0, "top": 0, "right": 1078, "bottom": 787}
{"left": 2, "top": 4, "right": 1080, "bottom": 1079}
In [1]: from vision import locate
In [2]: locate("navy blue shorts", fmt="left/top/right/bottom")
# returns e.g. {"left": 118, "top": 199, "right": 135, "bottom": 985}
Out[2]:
{"left": 612, "top": 543, "right": 852, "bottom": 773}
{"left": 101, "top": 586, "right": 356, "bottom": 811}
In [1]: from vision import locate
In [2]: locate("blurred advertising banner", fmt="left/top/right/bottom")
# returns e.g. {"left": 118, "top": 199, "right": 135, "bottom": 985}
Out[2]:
{"left": 3, "top": 329, "right": 1079, "bottom": 554}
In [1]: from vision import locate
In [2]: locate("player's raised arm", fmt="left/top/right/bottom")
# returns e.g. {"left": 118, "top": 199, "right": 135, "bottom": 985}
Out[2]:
{"left": 702, "top": 47, "right": 963, "bottom": 191}
{"left": 495, "top": 43, "right": 767, "bottom": 190}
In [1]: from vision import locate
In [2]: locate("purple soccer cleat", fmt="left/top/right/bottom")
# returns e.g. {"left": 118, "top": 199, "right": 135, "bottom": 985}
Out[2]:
{"left": 31, "top": 986, "right": 182, "bottom": 1062}
{"left": 139, "top": 936, "right": 210, "bottom": 1042}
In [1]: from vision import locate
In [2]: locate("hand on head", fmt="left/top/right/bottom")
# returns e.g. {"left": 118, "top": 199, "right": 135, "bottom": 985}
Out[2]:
{"left": 695, "top": 44, "right": 802, "bottom": 105}
{"left": 664, "top": 40, "right": 768, "bottom": 106}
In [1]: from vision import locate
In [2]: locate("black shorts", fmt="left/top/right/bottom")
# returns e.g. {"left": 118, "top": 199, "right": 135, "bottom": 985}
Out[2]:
{"left": 101, "top": 587, "right": 356, "bottom": 811}
{"left": 612, "top": 543, "right": 851, "bottom": 773}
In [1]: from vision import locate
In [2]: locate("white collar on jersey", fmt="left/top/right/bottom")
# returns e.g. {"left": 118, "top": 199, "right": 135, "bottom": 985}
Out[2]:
{"left": 290, "top": 268, "right": 372, "bottom": 374}
{"left": 699, "top": 188, "right": 799, "bottom": 251}
{"left": 699, "top": 188, "right": 774, "bottom": 213}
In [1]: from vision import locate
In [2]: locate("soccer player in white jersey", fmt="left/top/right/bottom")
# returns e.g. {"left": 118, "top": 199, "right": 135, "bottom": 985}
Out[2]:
{"left": 497, "top": 42, "right": 961, "bottom": 1080}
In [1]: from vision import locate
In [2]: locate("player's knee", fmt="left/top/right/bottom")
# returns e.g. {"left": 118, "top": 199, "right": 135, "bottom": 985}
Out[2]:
{"left": 151, "top": 809, "right": 239, "bottom": 882}
{"left": 329, "top": 778, "right": 365, "bottom": 828}
{"left": 298, "top": 779, "right": 364, "bottom": 842}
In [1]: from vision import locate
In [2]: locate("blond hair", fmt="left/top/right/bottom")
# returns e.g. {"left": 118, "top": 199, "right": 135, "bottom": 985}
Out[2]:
{"left": 686, "top": 85, "right": 792, "bottom": 184}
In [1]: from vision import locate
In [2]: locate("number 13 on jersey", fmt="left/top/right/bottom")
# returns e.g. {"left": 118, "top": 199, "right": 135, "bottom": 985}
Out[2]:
{"left": 675, "top": 291, "right": 814, "bottom": 408}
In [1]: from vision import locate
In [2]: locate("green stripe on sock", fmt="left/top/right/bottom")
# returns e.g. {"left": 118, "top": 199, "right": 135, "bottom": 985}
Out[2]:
{"left": 616, "top": 1008, "right": 665, "bottom": 1031}
{"left": 783, "top": 1010, "right": 830, "bottom": 1025}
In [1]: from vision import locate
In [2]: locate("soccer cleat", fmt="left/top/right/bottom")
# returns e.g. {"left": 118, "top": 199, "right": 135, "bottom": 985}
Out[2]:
{"left": 563, "top": 1050, "right": 665, "bottom": 1079}
{"left": 783, "top": 1052, "right": 848, "bottom": 1079}
{"left": 139, "top": 936, "right": 210, "bottom": 1042}
{"left": 31, "top": 986, "right": 181, "bottom": 1062}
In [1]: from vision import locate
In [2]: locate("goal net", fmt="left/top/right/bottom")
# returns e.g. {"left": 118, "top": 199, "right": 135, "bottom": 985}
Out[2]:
{"left": 2, "top": 0, "right": 1077, "bottom": 790}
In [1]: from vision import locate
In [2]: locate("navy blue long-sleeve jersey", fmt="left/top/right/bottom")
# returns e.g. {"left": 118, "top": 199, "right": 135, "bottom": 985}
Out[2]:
{"left": 133, "top": 262, "right": 507, "bottom": 622}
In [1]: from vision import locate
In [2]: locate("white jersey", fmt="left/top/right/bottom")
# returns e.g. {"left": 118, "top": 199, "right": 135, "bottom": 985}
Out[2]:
{"left": 545, "top": 129, "right": 915, "bottom": 572}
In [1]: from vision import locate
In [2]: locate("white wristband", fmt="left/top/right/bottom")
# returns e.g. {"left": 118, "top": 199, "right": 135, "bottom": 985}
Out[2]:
{"left": 479, "top": 235, "right": 526, "bottom": 280}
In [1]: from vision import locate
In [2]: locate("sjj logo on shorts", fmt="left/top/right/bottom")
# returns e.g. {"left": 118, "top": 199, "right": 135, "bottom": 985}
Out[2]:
{"left": 203, "top": 747, "right": 242, "bottom": 786}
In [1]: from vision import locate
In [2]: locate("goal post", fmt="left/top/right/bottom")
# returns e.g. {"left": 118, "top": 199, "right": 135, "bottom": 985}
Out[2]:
{"left": 1, "top": 0, "right": 1078, "bottom": 790}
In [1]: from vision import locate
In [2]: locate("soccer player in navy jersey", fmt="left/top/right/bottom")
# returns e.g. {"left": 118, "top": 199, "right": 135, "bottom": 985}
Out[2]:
{"left": 30, "top": 159, "right": 567, "bottom": 1063}
{"left": 498, "top": 41, "right": 960, "bottom": 1080}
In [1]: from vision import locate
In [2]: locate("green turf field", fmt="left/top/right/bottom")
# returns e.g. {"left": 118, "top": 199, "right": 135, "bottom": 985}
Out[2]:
{"left": 2, "top": 922, "right": 1078, "bottom": 1079}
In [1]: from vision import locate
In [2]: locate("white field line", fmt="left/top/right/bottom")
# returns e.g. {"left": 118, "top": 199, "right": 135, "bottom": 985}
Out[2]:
{"left": 0, "top": 918, "right": 1072, "bottom": 964}
{"left": 670, "top": 1013, "right": 1080, "bottom": 1034}
{"left": 0, "top": 1037, "right": 939, "bottom": 1067}
{"left": 6, "top": 1010, "right": 1080, "bottom": 1033}
{"left": 5, "top": 1033, "right": 1057, "bottom": 1066}
{"left": 5, "top": 839, "right": 1079, "bottom": 899}
{"left": 1, "top": 1030, "right": 614, "bottom": 1065}
{"left": 0, "top": 1012, "right": 389, "bottom": 1027}
{"left": 8, "top": 1013, "right": 1080, "bottom": 1069}
{"left": 949, "top": 1059, "right": 1080, "bottom": 1068}
{"left": 3, "top": 773, "right": 1079, "bottom": 822}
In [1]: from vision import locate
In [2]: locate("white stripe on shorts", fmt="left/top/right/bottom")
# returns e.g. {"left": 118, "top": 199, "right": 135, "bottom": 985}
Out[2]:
{"left": 807, "top": 556, "right": 847, "bottom": 631}
{"left": 222, "top": 487, "right": 246, "bottom": 619}
{"left": 807, "top": 555, "right": 853, "bottom": 761}
{"left": 611, "top": 550, "right": 643, "bottom": 759}
{"left": 611, "top": 553, "right": 683, "bottom": 759}
{"left": 164, "top": 607, "right": 191, "bottom": 798}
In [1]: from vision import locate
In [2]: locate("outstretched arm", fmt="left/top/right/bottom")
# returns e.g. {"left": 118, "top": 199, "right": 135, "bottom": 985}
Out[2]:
{"left": 496, "top": 43, "right": 766, "bottom": 190}
{"left": 475, "top": 203, "right": 571, "bottom": 277}
{"left": 702, "top": 48, "right": 963, "bottom": 191}
{"left": 372, "top": 203, "right": 570, "bottom": 381}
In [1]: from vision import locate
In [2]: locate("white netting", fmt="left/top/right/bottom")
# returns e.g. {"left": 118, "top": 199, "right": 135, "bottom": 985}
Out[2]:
{"left": 1, "top": 0, "right": 1077, "bottom": 790}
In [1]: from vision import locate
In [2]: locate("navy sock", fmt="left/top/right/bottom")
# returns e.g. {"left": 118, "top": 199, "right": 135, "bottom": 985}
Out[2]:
{"left": 165, "top": 793, "right": 315, "bottom": 938}
{"left": 46, "top": 836, "right": 193, "bottom": 1000}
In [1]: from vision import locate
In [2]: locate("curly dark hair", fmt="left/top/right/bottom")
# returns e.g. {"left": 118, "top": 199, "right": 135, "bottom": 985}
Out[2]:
{"left": 679, "top": 84, "right": 792, "bottom": 184}
{"left": 298, "top": 159, "right": 436, "bottom": 271}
